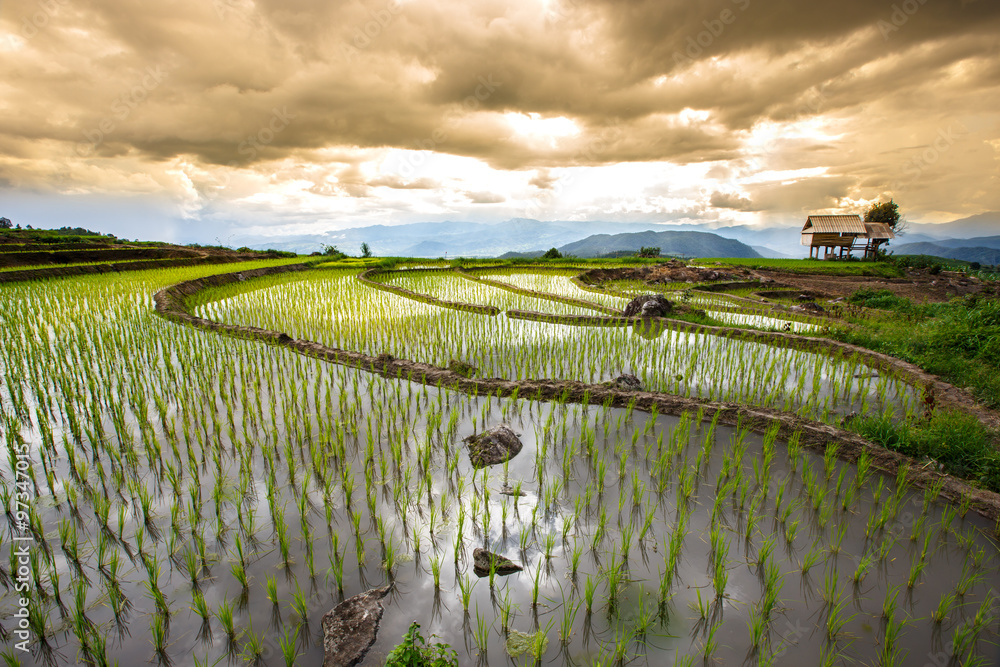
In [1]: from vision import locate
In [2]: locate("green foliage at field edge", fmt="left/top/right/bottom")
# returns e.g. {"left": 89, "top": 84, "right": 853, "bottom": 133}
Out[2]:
{"left": 833, "top": 291, "right": 1000, "bottom": 409}
{"left": 851, "top": 410, "right": 1000, "bottom": 492}
{"left": 836, "top": 285, "right": 1000, "bottom": 490}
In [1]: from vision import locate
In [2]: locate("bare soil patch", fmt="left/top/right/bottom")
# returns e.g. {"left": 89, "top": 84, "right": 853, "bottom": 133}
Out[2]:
{"left": 581, "top": 260, "right": 748, "bottom": 286}
{"left": 584, "top": 263, "right": 995, "bottom": 304}
{"left": 752, "top": 268, "right": 995, "bottom": 303}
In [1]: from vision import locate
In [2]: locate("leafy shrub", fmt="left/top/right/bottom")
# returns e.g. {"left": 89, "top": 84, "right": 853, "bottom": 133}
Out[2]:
{"left": 542, "top": 247, "right": 562, "bottom": 259}
{"left": 979, "top": 457, "right": 1000, "bottom": 494}
{"left": 385, "top": 622, "right": 458, "bottom": 667}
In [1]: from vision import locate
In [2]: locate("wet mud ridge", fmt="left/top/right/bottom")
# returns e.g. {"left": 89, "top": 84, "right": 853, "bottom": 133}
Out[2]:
{"left": 507, "top": 311, "right": 998, "bottom": 434}
{"left": 357, "top": 267, "right": 500, "bottom": 315}
{"left": 578, "top": 261, "right": 746, "bottom": 286}
{"left": 154, "top": 263, "right": 1000, "bottom": 521}
{"left": 456, "top": 267, "right": 621, "bottom": 315}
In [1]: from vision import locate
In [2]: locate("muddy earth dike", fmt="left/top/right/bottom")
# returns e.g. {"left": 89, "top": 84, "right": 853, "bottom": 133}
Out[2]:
{"left": 479, "top": 266, "right": 836, "bottom": 328}
{"left": 577, "top": 270, "right": 841, "bottom": 324}
{"left": 502, "top": 308, "right": 1000, "bottom": 434}
{"left": 577, "top": 261, "right": 745, "bottom": 287}
{"left": 154, "top": 263, "right": 1000, "bottom": 521}
{"left": 455, "top": 266, "right": 623, "bottom": 316}
{"left": 358, "top": 267, "right": 500, "bottom": 315}
{"left": 575, "top": 269, "right": 999, "bottom": 432}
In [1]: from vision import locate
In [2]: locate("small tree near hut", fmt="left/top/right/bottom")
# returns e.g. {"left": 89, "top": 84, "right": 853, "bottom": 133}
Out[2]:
{"left": 865, "top": 200, "right": 901, "bottom": 229}
{"left": 0, "top": 217, "right": 12, "bottom": 229}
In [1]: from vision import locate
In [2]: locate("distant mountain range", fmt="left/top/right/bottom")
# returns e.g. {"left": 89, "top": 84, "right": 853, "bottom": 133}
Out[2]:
{"left": 239, "top": 212, "right": 1000, "bottom": 259}
{"left": 900, "top": 235, "right": 1000, "bottom": 251}
{"left": 247, "top": 219, "right": 780, "bottom": 257}
{"left": 892, "top": 235, "right": 1000, "bottom": 265}
{"left": 247, "top": 219, "right": 699, "bottom": 257}
{"left": 501, "top": 230, "right": 760, "bottom": 259}
{"left": 905, "top": 213, "right": 1000, "bottom": 240}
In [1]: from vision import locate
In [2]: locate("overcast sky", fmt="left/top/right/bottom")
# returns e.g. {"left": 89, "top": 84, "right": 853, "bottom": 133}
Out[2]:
{"left": 1, "top": 0, "right": 998, "bottom": 242}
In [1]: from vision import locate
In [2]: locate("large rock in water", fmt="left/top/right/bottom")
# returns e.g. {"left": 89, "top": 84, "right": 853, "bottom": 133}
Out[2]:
{"left": 463, "top": 425, "right": 523, "bottom": 468}
{"left": 473, "top": 548, "right": 523, "bottom": 577}
{"left": 322, "top": 585, "right": 392, "bottom": 667}
{"left": 623, "top": 294, "right": 673, "bottom": 318}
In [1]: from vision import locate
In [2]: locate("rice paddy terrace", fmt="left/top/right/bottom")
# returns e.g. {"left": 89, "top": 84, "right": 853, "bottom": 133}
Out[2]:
{"left": 1, "top": 256, "right": 999, "bottom": 666}
{"left": 0, "top": 229, "right": 290, "bottom": 283}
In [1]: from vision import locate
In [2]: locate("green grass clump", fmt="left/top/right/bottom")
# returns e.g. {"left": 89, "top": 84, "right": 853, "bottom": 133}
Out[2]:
{"left": 890, "top": 254, "right": 971, "bottom": 272}
{"left": 847, "top": 288, "right": 917, "bottom": 312}
{"left": 385, "top": 622, "right": 458, "bottom": 667}
{"left": 852, "top": 410, "right": 1000, "bottom": 491}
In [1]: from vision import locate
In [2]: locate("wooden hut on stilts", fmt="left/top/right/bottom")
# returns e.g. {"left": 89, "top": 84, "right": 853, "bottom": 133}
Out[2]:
{"left": 800, "top": 214, "right": 895, "bottom": 259}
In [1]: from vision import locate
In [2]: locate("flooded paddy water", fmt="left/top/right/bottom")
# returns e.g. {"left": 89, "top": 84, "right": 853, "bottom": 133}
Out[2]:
{"left": 196, "top": 269, "right": 917, "bottom": 423}
{"left": 0, "top": 263, "right": 996, "bottom": 666}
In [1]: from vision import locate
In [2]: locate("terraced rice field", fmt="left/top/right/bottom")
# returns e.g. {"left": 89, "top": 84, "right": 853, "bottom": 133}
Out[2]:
{"left": 197, "top": 268, "right": 915, "bottom": 421}
{"left": 1, "top": 261, "right": 996, "bottom": 667}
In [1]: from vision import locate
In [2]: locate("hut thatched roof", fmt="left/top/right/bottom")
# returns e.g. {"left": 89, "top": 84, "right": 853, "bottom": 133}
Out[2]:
{"left": 801, "top": 215, "right": 866, "bottom": 234}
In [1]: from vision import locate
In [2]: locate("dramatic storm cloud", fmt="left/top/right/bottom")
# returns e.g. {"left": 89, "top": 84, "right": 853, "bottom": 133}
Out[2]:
{"left": 1, "top": 0, "right": 998, "bottom": 240}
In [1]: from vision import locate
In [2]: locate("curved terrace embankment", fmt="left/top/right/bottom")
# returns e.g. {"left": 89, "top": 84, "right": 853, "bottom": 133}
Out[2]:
{"left": 358, "top": 267, "right": 500, "bottom": 316}
{"left": 154, "top": 263, "right": 1000, "bottom": 520}
{"left": 457, "top": 266, "right": 623, "bottom": 316}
